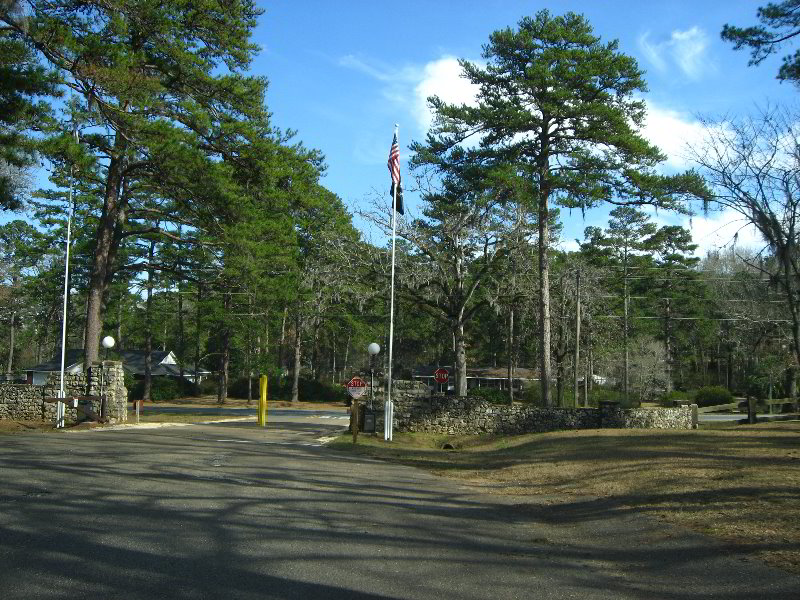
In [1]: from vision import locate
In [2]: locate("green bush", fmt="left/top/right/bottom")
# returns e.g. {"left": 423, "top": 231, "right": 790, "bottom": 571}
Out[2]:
{"left": 198, "top": 378, "right": 218, "bottom": 396}
{"left": 227, "top": 377, "right": 261, "bottom": 399}
{"left": 128, "top": 377, "right": 197, "bottom": 402}
{"left": 521, "top": 384, "right": 543, "bottom": 406}
{"left": 693, "top": 385, "right": 733, "bottom": 407}
{"left": 660, "top": 390, "right": 692, "bottom": 407}
{"left": 467, "top": 387, "right": 510, "bottom": 404}
{"left": 269, "top": 376, "right": 348, "bottom": 403}
{"left": 588, "top": 387, "right": 633, "bottom": 408}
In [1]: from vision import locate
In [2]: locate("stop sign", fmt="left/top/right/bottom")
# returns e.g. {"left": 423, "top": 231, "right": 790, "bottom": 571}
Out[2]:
{"left": 434, "top": 368, "right": 449, "bottom": 384}
{"left": 347, "top": 376, "right": 367, "bottom": 399}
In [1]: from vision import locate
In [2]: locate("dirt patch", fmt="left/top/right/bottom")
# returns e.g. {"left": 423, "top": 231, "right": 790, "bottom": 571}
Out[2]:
{"left": 331, "top": 423, "right": 800, "bottom": 574}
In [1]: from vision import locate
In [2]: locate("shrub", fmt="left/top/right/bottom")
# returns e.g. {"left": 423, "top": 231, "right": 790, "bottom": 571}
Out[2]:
{"left": 128, "top": 377, "right": 197, "bottom": 402}
{"left": 521, "top": 384, "right": 543, "bottom": 406}
{"left": 660, "top": 390, "right": 692, "bottom": 407}
{"left": 467, "top": 387, "right": 510, "bottom": 404}
{"left": 693, "top": 385, "right": 733, "bottom": 408}
{"left": 198, "top": 378, "right": 218, "bottom": 396}
{"left": 227, "top": 377, "right": 261, "bottom": 400}
{"left": 269, "top": 376, "right": 349, "bottom": 403}
{"left": 588, "top": 387, "right": 634, "bottom": 408}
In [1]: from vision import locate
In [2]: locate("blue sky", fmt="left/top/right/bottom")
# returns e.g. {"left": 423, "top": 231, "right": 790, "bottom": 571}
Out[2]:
{"left": 252, "top": 0, "right": 797, "bottom": 255}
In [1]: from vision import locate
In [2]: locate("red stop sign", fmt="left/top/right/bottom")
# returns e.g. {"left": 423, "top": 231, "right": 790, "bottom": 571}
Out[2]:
{"left": 434, "top": 368, "right": 449, "bottom": 383}
{"left": 347, "top": 376, "right": 367, "bottom": 399}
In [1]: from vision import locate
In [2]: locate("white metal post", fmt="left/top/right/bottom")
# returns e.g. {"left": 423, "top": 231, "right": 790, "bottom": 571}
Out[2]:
{"left": 57, "top": 127, "right": 78, "bottom": 428}
{"left": 386, "top": 124, "right": 399, "bottom": 442}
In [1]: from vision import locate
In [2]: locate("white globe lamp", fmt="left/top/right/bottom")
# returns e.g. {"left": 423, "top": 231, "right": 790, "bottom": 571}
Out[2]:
{"left": 102, "top": 336, "right": 115, "bottom": 360}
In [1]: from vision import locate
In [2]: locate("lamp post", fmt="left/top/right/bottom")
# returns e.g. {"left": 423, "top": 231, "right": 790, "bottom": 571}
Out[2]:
{"left": 367, "top": 343, "right": 380, "bottom": 410}
{"left": 101, "top": 336, "right": 115, "bottom": 421}
{"left": 102, "top": 335, "right": 115, "bottom": 360}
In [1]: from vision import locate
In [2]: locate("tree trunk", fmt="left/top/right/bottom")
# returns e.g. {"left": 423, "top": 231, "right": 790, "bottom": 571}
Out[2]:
{"left": 343, "top": 332, "right": 350, "bottom": 378}
{"left": 311, "top": 317, "right": 320, "bottom": 381}
{"left": 143, "top": 239, "right": 155, "bottom": 402}
{"left": 247, "top": 294, "right": 253, "bottom": 405}
{"left": 623, "top": 273, "right": 629, "bottom": 404}
{"left": 217, "top": 293, "right": 231, "bottom": 404}
{"left": 664, "top": 298, "right": 672, "bottom": 394}
{"left": 454, "top": 319, "right": 467, "bottom": 396}
{"left": 555, "top": 273, "right": 568, "bottom": 406}
{"left": 194, "top": 283, "right": 202, "bottom": 389}
{"left": 7, "top": 275, "right": 17, "bottom": 372}
{"left": 277, "top": 304, "right": 288, "bottom": 370}
{"left": 507, "top": 307, "right": 514, "bottom": 403}
{"left": 574, "top": 271, "right": 581, "bottom": 408}
{"left": 291, "top": 314, "right": 301, "bottom": 403}
{"left": 7, "top": 309, "right": 15, "bottom": 373}
{"left": 538, "top": 175, "right": 552, "bottom": 406}
{"left": 331, "top": 338, "right": 336, "bottom": 384}
{"left": 177, "top": 289, "right": 184, "bottom": 379}
{"left": 786, "top": 366, "right": 797, "bottom": 400}
{"left": 84, "top": 135, "right": 127, "bottom": 365}
{"left": 117, "top": 302, "right": 123, "bottom": 350}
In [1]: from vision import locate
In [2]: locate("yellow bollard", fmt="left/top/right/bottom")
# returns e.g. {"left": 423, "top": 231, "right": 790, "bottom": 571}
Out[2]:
{"left": 258, "top": 375, "right": 268, "bottom": 427}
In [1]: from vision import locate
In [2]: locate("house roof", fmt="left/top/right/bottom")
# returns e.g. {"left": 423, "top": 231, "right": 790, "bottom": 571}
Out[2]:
{"left": 27, "top": 349, "right": 83, "bottom": 372}
{"left": 413, "top": 365, "right": 539, "bottom": 379}
{"left": 27, "top": 349, "right": 209, "bottom": 378}
{"left": 117, "top": 350, "right": 173, "bottom": 374}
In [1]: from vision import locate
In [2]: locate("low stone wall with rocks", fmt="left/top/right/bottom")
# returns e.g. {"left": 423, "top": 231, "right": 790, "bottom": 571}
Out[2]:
{"left": 373, "top": 393, "right": 697, "bottom": 435}
{"left": 0, "top": 361, "right": 127, "bottom": 424}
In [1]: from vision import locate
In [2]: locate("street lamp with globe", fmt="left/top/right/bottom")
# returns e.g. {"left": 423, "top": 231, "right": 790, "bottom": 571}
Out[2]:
{"left": 367, "top": 343, "right": 380, "bottom": 409}
{"left": 102, "top": 335, "right": 115, "bottom": 360}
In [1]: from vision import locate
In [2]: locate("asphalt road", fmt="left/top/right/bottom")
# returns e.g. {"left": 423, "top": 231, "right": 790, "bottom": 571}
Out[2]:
{"left": 1, "top": 414, "right": 798, "bottom": 599}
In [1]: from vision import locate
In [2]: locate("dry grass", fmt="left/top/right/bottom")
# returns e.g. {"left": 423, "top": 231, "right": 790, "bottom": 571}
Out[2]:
{"left": 331, "top": 423, "right": 800, "bottom": 573}
{"left": 149, "top": 395, "right": 347, "bottom": 411}
{"left": 0, "top": 420, "right": 102, "bottom": 434}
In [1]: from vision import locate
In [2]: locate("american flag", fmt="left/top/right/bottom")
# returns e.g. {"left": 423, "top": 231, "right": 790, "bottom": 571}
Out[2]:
{"left": 387, "top": 132, "right": 404, "bottom": 215}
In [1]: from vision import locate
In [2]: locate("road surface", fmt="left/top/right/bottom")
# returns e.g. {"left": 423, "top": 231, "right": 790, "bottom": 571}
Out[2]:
{"left": 1, "top": 413, "right": 797, "bottom": 599}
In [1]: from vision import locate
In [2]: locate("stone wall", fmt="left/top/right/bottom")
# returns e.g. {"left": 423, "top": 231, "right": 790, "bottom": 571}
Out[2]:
{"left": 374, "top": 393, "right": 697, "bottom": 435}
{"left": 0, "top": 361, "right": 127, "bottom": 424}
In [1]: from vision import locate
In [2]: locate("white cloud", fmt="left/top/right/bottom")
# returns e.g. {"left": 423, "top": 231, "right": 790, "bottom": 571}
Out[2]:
{"left": 670, "top": 27, "right": 710, "bottom": 80}
{"left": 412, "top": 56, "right": 480, "bottom": 133}
{"left": 337, "top": 53, "right": 481, "bottom": 138}
{"left": 680, "top": 208, "right": 765, "bottom": 257}
{"left": 640, "top": 101, "right": 708, "bottom": 168}
{"left": 638, "top": 32, "right": 667, "bottom": 73}
{"left": 638, "top": 27, "right": 712, "bottom": 80}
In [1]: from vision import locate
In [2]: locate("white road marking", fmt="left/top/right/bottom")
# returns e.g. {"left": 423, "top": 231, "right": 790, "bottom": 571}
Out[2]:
{"left": 212, "top": 438, "right": 322, "bottom": 447}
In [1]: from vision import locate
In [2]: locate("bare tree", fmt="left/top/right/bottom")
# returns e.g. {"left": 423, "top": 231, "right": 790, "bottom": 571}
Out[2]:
{"left": 691, "top": 107, "right": 800, "bottom": 370}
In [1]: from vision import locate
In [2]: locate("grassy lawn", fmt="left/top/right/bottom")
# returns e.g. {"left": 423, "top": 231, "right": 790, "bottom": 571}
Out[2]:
{"left": 330, "top": 422, "right": 800, "bottom": 574}
{"left": 0, "top": 420, "right": 103, "bottom": 434}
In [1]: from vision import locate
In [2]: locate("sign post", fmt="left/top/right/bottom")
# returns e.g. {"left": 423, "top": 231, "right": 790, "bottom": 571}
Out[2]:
{"left": 347, "top": 376, "right": 367, "bottom": 443}
{"left": 434, "top": 368, "right": 449, "bottom": 393}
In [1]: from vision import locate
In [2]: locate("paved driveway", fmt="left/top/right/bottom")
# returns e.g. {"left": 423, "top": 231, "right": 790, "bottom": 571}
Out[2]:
{"left": 0, "top": 414, "right": 797, "bottom": 599}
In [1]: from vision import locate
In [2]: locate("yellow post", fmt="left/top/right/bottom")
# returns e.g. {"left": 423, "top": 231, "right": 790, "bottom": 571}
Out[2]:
{"left": 258, "top": 375, "right": 268, "bottom": 427}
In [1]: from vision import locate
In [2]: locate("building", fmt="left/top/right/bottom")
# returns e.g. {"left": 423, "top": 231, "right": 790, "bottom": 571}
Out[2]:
{"left": 25, "top": 350, "right": 209, "bottom": 385}
{"left": 412, "top": 365, "right": 538, "bottom": 394}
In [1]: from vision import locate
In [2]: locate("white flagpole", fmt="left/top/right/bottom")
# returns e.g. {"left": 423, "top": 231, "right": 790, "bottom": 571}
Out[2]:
{"left": 386, "top": 124, "right": 399, "bottom": 442}
{"left": 57, "top": 126, "right": 78, "bottom": 428}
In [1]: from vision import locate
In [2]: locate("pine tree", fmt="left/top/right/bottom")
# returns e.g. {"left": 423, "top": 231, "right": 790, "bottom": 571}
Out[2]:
{"left": 418, "top": 11, "right": 707, "bottom": 405}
